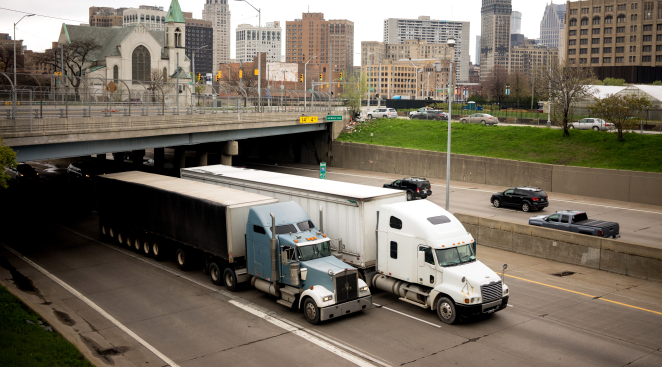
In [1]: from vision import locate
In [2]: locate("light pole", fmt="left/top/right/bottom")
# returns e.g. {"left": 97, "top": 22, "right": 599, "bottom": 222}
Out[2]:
{"left": 13, "top": 14, "right": 34, "bottom": 118}
{"left": 408, "top": 59, "right": 418, "bottom": 100}
{"left": 367, "top": 52, "right": 374, "bottom": 108}
{"left": 304, "top": 55, "right": 317, "bottom": 111}
{"left": 445, "top": 37, "right": 456, "bottom": 212}
{"left": 235, "top": 0, "right": 261, "bottom": 111}
{"left": 546, "top": 48, "right": 552, "bottom": 127}
{"left": 189, "top": 45, "right": 209, "bottom": 109}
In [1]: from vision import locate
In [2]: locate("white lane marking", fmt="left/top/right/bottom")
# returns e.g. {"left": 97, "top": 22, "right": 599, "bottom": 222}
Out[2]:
{"left": 507, "top": 304, "right": 513, "bottom": 308}
{"left": 372, "top": 303, "right": 441, "bottom": 328}
{"left": 0, "top": 242, "right": 181, "bottom": 367}
{"left": 252, "top": 163, "right": 662, "bottom": 215}
{"left": 58, "top": 226, "right": 385, "bottom": 367}
{"left": 230, "top": 300, "right": 376, "bottom": 367}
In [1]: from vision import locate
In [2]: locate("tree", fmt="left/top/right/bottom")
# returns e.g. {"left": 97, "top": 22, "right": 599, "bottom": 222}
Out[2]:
{"left": 534, "top": 59, "right": 597, "bottom": 137}
{"left": 0, "top": 45, "right": 21, "bottom": 73}
{"left": 0, "top": 138, "right": 17, "bottom": 189}
{"left": 340, "top": 71, "right": 368, "bottom": 118}
{"left": 508, "top": 70, "right": 530, "bottom": 108}
{"left": 467, "top": 92, "right": 487, "bottom": 104}
{"left": 602, "top": 77, "right": 626, "bottom": 86}
{"left": 652, "top": 80, "right": 662, "bottom": 85}
{"left": 590, "top": 94, "right": 652, "bottom": 142}
{"left": 34, "top": 40, "right": 101, "bottom": 97}
{"left": 482, "top": 65, "right": 509, "bottom": 105}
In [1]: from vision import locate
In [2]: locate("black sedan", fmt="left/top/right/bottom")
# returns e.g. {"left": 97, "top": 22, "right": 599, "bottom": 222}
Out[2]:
{"left": 490, "top": 187, "right": 549, "bottom": 212}
{"left": 411, "top": 110, "right": 447, "bottom": 121}
{"left": 7, "top": 163, "right": 39, "bottom": 183}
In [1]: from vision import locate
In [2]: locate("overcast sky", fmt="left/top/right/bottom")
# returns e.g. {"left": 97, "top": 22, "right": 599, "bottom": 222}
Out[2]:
{"left": 1, "top": 0, "right": 551, "bottom": 65}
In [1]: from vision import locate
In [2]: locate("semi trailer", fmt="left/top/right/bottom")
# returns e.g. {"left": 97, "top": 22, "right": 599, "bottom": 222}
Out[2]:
{"left": 95, "top": 171, "right": 371, "bottom": 324}
{"left": 181, "top": 165, "right": 509, "bottom": 324}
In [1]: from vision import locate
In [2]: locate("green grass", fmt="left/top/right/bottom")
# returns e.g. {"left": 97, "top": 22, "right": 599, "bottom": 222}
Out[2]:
{"left": 0, "top": 285, "right": 93, "bottom": 367}
{"left": 337, "top": 118, "right": 662, "bottom": 173}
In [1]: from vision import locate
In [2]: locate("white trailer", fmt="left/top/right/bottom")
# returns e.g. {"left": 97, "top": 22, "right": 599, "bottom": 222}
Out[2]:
{"left": 180, "top": 165, "right": 405, "bottom": 274}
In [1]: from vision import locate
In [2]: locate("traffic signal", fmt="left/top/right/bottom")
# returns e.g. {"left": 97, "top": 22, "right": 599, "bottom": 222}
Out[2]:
{"left": 239, "top": 70, "right": 243, "bottom": 78}
{"left": 198, "top": 73, "right": 201, "bottom": 81}
{"left": 215, "top": 71, "right": 221, "bottom": 81}
{"left": 319, "top": 74, "right": 322, "bottom": 81}
{"left": 254, "top": 69, "right": 259, "bottom": 76}
{"left": 299, "top": 74, "right": 303, "bottom": 83}
{"left": 339, "top": 72, "right": 343, "bottom": 81}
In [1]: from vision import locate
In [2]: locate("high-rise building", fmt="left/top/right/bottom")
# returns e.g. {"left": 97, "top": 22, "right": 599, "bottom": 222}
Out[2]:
{"left": 511, "top": 11, "right": 522, "bottom": 34}
{"left": 186, "top": 18, "right": 213, "bottom": 75}
{"left": 540, "top": 2, "right": 566, "bottom": 49}
{"left": 564, "top": 0, "right": 662, "bottom": 83}
{"left": 361, "top": 40, "right": 453, "bottom": 67}
{"left": 89, "top": 7, "right": 126, "bottom": 27}
{"left": 285, "top": 13, "right": 354, "bottom": 75}
{"left": 509, "top": 40, "right": 558, "bottom": 74}
{"left": 202, "top": 0, "right": 231, "bottom": 73}
{"left": 480, "top": 0, "right": 512, "bottom": 80}
{"left": 123, "top": 6, "right": 166, "bottom": 31}
{"left": 236, "top": 22, "right": 282, "bottom": 63}
{"left": 476, "top": 35, "right": 481, "bottom": 65}
{"left": 383, "top": 16, "right": 470, "bottom": 82}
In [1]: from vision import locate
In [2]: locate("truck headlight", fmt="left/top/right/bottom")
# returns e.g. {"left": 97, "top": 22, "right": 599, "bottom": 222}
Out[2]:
{"left": 360, "top": 286, "right": 369, "bottom": 292}
{"left": 323, "top": 295, "right": 333, "bottom": 302}
{"left": 503, "top": 288, "right": 509, "bottom": 296}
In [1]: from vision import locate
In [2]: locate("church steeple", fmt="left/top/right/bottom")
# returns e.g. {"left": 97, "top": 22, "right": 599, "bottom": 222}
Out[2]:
{"left": 165, "top": 0, "right": 186, "bottom": 23}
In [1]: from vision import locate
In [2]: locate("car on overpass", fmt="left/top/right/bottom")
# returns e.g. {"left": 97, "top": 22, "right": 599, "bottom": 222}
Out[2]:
{"left": 383, "top": 177, "right": 432, "bottom": 201}
{"left": 529, "top": 210, "right": 620, "bottom": 238}
{"left": 491, "top": 187, "right": 548, "bottom": 212}
{"left": 7, "top": 162, "right": 39, "bottom": 184}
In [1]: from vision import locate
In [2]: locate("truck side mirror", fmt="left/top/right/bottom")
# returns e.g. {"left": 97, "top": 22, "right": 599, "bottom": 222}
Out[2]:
{"left": 281, "top": 251, "right": 288, "bottom": 266}
{"left": 418, "top": 251, "right": 425, "bottom": 267}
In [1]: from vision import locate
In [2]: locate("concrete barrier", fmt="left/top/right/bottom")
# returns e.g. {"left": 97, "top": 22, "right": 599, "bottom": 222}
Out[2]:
{"left": 331, "top": 141, "right": 662, "bottom": 206}
{"left": 454, "top": 213, "right": 662, "bottom": 282}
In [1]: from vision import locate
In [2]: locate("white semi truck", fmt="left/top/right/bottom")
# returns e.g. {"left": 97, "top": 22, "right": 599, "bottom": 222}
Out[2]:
{"left": 181, "top": 165, "right": 509, "bottom": 324}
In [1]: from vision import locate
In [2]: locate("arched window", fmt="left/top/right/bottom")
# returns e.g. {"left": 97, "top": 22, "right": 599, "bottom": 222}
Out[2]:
{"left": 593, "top": 17, "right": 600, "bottom": 25}
{"left": 151, "top": 15, "right": 155, "bottom": 22}
{"left": 581, "top": 18, "right": 589, "bottom": 26}
{"left": 140, "top": 14, "right": 145, "bottom": 22}
{"left": 132, "top": 45, "right": 151, "bottom": 82}
{"left": 570, "top": 18, "right": 577, "bottom": 26}
{"left": 617, "top": 15, "right": 625, "bottom": 23}
{"left": 113, "top": 65, "right": 119, "bottom": 83}
{"left": 156, "top": 16, "right": 160, "bottom": 23}
{"left": 175, "top": 28, "right": 182, "bottom": 47}
{"left": 605, "top": 16, "right": 613, "bottom": 24}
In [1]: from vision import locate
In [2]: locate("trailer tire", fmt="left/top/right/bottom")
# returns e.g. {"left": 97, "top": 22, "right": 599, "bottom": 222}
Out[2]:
{"left": 176, "top": 247, "right": 191, "bottom": 270}
{"left": 152, "top": 242, "right": 166, "bottom": 261}
{"left": 141, "top": 240, "right": 151, "bottom": 257}
{"left": 117, "top": 231, "right": 125, "bottom": 246}
{"left": 133, "top": 237, "right": 142, "bottom": 252}
{"left": 99, "top": 221, "right": 108, "bottom": 238}
{"left": 109, "top": 226, "right": 116, "bottom": 240}
{"left": 303, "top": 297, "right": 321, "bottom": 325}
{"left": 223, "top": 268, "right": 238, "bottom": 291}
{"left": 436, "top": 297, "right": 457, "bottom": 325}
{"left": 209, "top": 263, "right": 223, "bottom": 286}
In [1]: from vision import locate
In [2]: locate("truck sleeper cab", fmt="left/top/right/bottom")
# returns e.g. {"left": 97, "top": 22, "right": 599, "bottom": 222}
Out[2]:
{"left": 246, "top": 202, "right": 372, "bottom": 324}
{"left": 372, "top": 200, "right": 509, "bottom": 324}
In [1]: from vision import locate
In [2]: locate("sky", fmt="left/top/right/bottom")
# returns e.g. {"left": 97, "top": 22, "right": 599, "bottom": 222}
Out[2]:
{"left": 1, "top": 0, "right": 552, "bottom": 65}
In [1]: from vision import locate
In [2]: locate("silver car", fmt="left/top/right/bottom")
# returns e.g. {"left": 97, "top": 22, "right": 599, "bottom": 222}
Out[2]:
{"left": 459, "top": 113, "right": 499, "bottom": 125}
{"left": 367, "top": 108, "right": 398, "bottom": 119}
{"left": 570, "top": 118, "right": 614, "bottom": 131}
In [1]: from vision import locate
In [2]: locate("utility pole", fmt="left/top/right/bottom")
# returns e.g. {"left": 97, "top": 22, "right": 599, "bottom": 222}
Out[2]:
{"left": 377, "top": 54, "right": 382, "bottom": 107}
{"left": 60, "top": 44, "right": 64, "bottom": 105}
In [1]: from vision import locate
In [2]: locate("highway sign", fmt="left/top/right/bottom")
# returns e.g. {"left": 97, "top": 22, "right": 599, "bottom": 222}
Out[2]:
{"left": 299, "top": 116, "right": 319, "bottom": 123}
{"left": 326, "top": 115, "right": 342, "bottom": 121}
{"left": 320, "top": 162, "right": 326, "bottom": 180}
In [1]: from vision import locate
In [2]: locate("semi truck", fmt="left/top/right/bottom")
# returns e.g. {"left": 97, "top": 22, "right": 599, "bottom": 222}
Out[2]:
{"left": 95, "top": 171, "right": 371, "bottom": 324}
{"left": 181, "top": 165, "right": 509, "bottom": 324}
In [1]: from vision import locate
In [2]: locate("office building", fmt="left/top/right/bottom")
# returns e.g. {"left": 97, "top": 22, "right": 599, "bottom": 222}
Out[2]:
{"left": 476, "top": 35, "right": 481, "bottom": 65}
{"left": 89, "top": 7, "right": 126, "bottom": 27}
{"left": 511, "top": 11, "right": 522, "bottom": 34}
{"left": 509, "top": 40, "right": 559, "bottom": 74}
{"left": 186, "top": 18, "right": 213, "bottom": 75}
{"left": 540, "top": 2, "right": 566, "bottom": 49}
{"left": 123, "top": 6, "right": 166, "bottom": 31}
{"left": 564, "top": 0, "right": 662, "bottom": 83}
{"left": 203, "top": 0, "right": 231, "bottom": 73}
{"left": 285, "top": 12, "right": 354, "bottom": 76}
{"left": 236, "top": 22, "right": 282, "bottom": 63}
{"left": 361, "top": 40, "right": 453, "bottom": 68}
{"left": 480, "top": 0, "right": 512, "bottom": 80}
{"left": 383, "top": 16, "right": 470, "bottom": 82}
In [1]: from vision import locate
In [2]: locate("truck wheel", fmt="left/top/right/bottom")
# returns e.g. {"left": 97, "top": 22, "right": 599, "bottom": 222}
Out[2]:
{"left": 436, "top": 297, "right": 457, "bottom": 325}
{"left": 223, "top": 268, "right": 238, "bottom": 292}
{"left": 141, "top": 240, "right": 151, "bottom": 257}
{"left": 303, "top": 297, "right": 321, "bottom": 325}
{"left": 151, "top": 242, "right": 166, "bottom": 261}
{"left": 209, "top": 263, "right": 222, "bottom": 286}
{"left": 109, "top": 227, "right": 116, "bottom": 239}
{"left": 406, "top": 192, "right": 413, "bottom": 201}
{"left": 126, "top": 235, "right": 134, "bottom": 249}
{"left": 521, "top": 202, "right": 530, "bottom": 212}
{"left": 176, "top": 247, "right": 191, "bottom": 270}
{"left": 99, "top": 221, "right": 108, "bottom": 238}
{"left": 117, "top": 231, "right": 125, "bottom": 246}
{"left": 133, "top": 238, "right": 142, "bottom": 252}
{"left": 493, "top": 198, "right": 501, "bottom": 208}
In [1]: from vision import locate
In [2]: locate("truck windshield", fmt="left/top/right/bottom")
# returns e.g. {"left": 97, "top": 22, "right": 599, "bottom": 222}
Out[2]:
{"left": 296, "top": 241, "right": 332, "bottom": 261}
{"left": 435, "top": 244, "right": 476, "bottom": 267}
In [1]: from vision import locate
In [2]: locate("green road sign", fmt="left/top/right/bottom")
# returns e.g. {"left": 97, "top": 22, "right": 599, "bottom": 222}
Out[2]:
{"left": 320, "top": 162, "right": 326, "bottom": 180}
{"left": 370, "top": 88, "right": 374, "bottom": 91}
{"left": 326, "top": 115, "right": 342, "bottom": 121}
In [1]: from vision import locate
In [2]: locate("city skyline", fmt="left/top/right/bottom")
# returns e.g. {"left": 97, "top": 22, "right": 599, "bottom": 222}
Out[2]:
{"left": 2, "top": 0, "right": 550, "bottom": 66}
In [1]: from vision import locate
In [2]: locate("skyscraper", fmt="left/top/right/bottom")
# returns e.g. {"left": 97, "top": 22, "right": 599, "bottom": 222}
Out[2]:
{"left": 540, "top": 2, "right": 566, "bottom": 49}
{"left": 511, "top": 11, "right": 522, "bottom": 34}
{"left": 480, "top": 0, "right": 512, "bottom": 80}
{"left": 236, "top": 22, "right": 282, "bottom": 63}
{"left": 202, "top": 0, "right": 231, "bottom": 73}
{"left": 476, "top": 35, "right": 481, "bottom": 65}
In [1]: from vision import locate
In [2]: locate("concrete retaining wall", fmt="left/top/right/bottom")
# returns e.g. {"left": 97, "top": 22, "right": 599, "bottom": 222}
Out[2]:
{"left": 331, "top": 142, "right": 662, "bottom": 206}
{"left": 455, "top": 213, "right": 662, "bottom": 282}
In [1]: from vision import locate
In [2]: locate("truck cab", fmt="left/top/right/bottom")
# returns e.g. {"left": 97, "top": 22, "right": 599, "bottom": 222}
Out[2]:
{"left": 246, "top": 202, "right": 372, "bottom": 324}
{"left": 374, "top": 200, "right": 509, "bottom": 324}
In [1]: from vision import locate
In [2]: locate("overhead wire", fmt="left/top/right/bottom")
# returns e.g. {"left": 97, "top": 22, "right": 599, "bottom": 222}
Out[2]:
{"left": 0, "top": 7, "right": 87, "bottom": 23}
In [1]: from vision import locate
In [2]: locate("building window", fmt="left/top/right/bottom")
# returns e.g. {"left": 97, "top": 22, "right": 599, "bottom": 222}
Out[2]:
{"left": 658, "top": 35, "right": 662, "bottom": 41}
{"left": 603, "top": 57, "right": 612, "bottom": 63}
{"left": 593, "top": 17, "right": 601, "bottom": 25}
{"left": 643, "top": 55, "right": 652, "bottom": 62}
{"left": 644, "top": 35, "right": 653, "bottom": 41}
{"left": 604, "top": 37, "right": 613, "bottom": 43}
{"left": 570, "top": 18, "right": 577, "bottom": 27}
{"left": 644, "top": 25, "right": 653, "bottom": 32}
{"left": 617, "top": 4, "right": 626, "bottom": 11}
{"left": 592, "top": 38, "right": 600, "bottom": 44}
{"left": 657, "top": 45, "right": 662, "bottom": 51}
{"left": 581, "top": 18, "right": 589, "bottom": 26}
{"left": 569, "top": 39, "right": 577, "bottom": 45}
{"left": 593, "top": 28, "right": 601, "bottom": 34}
{"left": 569, "top": 58, "right": 576, "bottom": 64}
{"left": 630, "top": 35, "right": 637, "bottom": 42}
{"left": 580, "top": 48, "right": 588, "bottom": 54}
{"left": 605, "top": 16, "right": 613, "bottom": 24}
{"left": 592, "top": 48, "right": 600, "bottom": 53}
{"left": 616, "top": 37, "right": 625, "bottom": 43}
{"left": 591, "top": 57, "right": 599, "bottom": 63}
{"left": 656, "top": 55, "right": 662, "bottom": 61}
{"left": 630, "top": 46, "right": 637, "bottom": 52}
{"left": 632, "top": 3, "right": 639, "bottom": 9}
{"left": 606, "top": 6, "right": 614, "bottom": 12}
{"left": 617, "top": 26, "right": 625, "bottom": 33}
{"left": 616, "top": 57, "right": 624, "bottom": 63}
{"left": 132, "top": 45, "right": 151, "bottom": 82}
{"left": 581, "top": 39, "right": 589, "bottom": 45}
{"left": 568, "top": 49, "right": 577, "bottom": 55}
{"left": 604, "top": 47, "right": 612, "bottom": 53}
{"left": 629, "top": 56, "right": 637, "bottom": 62}
{"left": 593, "top": 6, "right": 602, "bottom": 12}
{"left": 631, "top": 25, "right": 638, "bottom": 32}
{"left": 631, "top": 14, "right": 638, "bottom": 21}
{"left": 580, "top": 58, "right": 588, "bottom": 64}
{"left": 569, "top": 30, "right": 577, "bottom": 36}
{"left": 605, "top": 28, "right": 613, "bottom": 34}
{"left": 581, "top": 29, "right": 589, "bottom": 35}
{"left": 616, "top": 47, "right": 625, "bottom": 53}
{"left": 617, "top": 15, "right": 626, "bottom": 23}
{"left": 113, "top": 65, "right": 118, "bottom": 83}
{"left": 570, "top": 9, "right": 578, "bottom": 15}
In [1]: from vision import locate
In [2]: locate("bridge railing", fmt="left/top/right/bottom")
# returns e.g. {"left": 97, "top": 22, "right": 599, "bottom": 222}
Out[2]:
{"left": 0, "top": 73, "right": 349, "bottom": 134}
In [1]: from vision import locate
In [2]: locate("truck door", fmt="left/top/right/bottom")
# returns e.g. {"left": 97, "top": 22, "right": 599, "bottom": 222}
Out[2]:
{"left": 280, "top": 245, "right": 296, "bottom": 285}
{"left": 557, "top": 215, "right": 571, "bottom": 231}
{"left": 251, "top": 225, "right": 267, "bottom": 278}
{"left": 417, "top": 245, "right": 437, "bottom": 287}
{"left": 543, "top": 214, "right": 560, "bottom": 229}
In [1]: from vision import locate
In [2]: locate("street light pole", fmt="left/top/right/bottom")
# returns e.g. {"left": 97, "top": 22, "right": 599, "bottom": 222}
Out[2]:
{"left": 13, "top": 14, "right": 34, "bottom": 119}
{"left": 446, "top": 37, "right": 456, "bottom": 212}
{"left": 304, "top": 56, "right": 317, "bottom": 111}
{"left": 236, "top": 0, "right": 261, "bottom": 111}
{"left": 408, "top": 59, "right": 417, "bottom": 100}
{"left": 547, "top": 48, "right": 552, "bottom": 128}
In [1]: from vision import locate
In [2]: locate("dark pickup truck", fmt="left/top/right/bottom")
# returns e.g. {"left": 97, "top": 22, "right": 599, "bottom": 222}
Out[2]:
{"left": 528, "top": 210, "right": 620, "bottom": 239}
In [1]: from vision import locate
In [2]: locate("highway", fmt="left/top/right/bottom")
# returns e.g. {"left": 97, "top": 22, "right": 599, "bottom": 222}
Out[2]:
{"left": 1, "top": 158, "right": 661, "bottom": 366}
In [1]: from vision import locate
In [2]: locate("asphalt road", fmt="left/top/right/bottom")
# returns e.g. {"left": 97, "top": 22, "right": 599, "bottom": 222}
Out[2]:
{"left": 1, "top": 158, "right": 661, "bottom": 366}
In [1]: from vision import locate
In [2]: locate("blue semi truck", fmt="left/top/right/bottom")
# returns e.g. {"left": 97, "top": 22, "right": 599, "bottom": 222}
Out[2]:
{"left": 95, "top": 171, "right": 371, "bottom": 324}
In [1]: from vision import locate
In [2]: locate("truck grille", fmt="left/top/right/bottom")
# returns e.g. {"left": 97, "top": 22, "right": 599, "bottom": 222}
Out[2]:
{"left": 481, "top": 281, "right": 502, "bottom": 303}
{"left": 335, "top": 272, "right": 359, "bottom": 303}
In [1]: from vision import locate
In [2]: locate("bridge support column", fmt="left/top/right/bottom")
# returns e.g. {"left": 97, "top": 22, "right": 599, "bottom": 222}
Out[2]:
{"left": 131, "top": 150, "right": 145, "bottom": 168}
{"left": 153, "top": 148, "right": 165, "bottom": 169}
{"left": 196, "top": 149, "right": 208, "bottom": 167}
{"left": 174, "top": 148, "right": 186, "bottom": 170}
{"left": 221, "top": 141, "right": 238, "bottom": 166}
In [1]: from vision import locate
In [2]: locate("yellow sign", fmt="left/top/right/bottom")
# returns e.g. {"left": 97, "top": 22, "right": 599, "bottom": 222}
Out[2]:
{"left": 299, "top": 116, "right": 319, "bottom": 124}
{"left": 254, "top": 69, "right": 259, "bottom": 76}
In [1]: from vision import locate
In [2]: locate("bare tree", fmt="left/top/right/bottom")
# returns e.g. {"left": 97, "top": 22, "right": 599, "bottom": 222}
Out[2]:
{"left": 534, "top": 60, "right": 596, "bottom": 137}
{"left": 590, "top": 94, "right": 652, "bottom": 142}
{"left": 482, "top": 65, "right": 509, "bottom": 105}
{"left": 508, "top": 70, "right": 530, "bottom": 109}
{"left": 34, "top": 39, "right": 101, "bottom": 98}
{"left": 0, "top": 45, "right": 20, "bottom": 73}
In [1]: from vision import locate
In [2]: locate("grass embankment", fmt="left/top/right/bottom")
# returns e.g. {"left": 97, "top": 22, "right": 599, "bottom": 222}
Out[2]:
{"left": 337, "top": 118, "right": 662, "bottom": 173}
{"left": 0, "top": 285, "right": 92, "bottom": 367}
